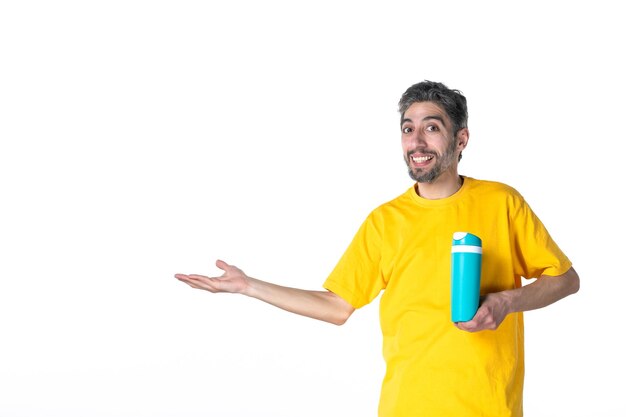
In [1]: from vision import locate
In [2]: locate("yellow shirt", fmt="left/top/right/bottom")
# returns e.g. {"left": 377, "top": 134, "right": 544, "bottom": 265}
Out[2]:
{"left": 323, "top": 177, "right": 571, "bottom": 417}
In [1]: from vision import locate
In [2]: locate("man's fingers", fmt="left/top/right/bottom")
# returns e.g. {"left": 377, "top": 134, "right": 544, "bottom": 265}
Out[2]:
{"left": 188, "top": 274, "right": 209, "bottom": 279}
{"left": 176, "top": 274, "right": 221, "bottom": 292}
{"left": 174, "top": 273, "right": 206, "bottom": 280}
{"left": 455, "top": 320, "right": 479, "bottom": 332}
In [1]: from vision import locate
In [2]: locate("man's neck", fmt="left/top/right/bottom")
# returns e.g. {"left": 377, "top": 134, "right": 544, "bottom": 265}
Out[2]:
{"left": 415, "top": 172, "right": 464, "bottom": 200}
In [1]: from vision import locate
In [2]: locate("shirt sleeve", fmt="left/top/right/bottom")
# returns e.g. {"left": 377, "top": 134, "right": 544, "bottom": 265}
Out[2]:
{"left": 323, "top": 210, "right": 386, "bottom": 309}
{"left": 509, "top": 192, "right": 572, "bottom": 279}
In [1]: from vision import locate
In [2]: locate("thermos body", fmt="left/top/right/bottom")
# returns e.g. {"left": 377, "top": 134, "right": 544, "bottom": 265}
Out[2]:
{"left": 451, "top": 232, "right": 482, "bottom": 322}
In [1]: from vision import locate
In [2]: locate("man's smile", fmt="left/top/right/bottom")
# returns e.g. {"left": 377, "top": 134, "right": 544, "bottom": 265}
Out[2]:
{"left": 408, "top": 152, "right": 435, "bottom": 167}
{"left": 411, "top": 154, "right": 434, "bottom": 163}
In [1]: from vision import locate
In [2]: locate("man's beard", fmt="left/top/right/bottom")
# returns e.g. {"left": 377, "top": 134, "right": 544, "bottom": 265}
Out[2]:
{"left": 405, "top": 139, "right": 457, "bottom": 183}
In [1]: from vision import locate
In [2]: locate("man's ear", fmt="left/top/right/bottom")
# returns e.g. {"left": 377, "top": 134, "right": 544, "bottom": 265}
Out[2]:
{"left": 456, "top": 128, "right": 469, "bottom": 150}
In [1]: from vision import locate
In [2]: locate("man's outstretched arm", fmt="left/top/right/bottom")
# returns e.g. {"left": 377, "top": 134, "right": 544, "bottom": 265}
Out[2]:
{"left": 175, "top": 259, "right": 355, "bottom": 326}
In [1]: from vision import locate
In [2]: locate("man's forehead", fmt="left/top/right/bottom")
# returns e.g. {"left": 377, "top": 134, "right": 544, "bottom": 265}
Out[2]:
{"left": 402, "top": 102, "right": 448, "bottom": 124}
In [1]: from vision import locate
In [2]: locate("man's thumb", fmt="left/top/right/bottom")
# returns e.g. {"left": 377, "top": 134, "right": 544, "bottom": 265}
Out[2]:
{"left": 215, "top": 259, "right": 230, "bottom": 271}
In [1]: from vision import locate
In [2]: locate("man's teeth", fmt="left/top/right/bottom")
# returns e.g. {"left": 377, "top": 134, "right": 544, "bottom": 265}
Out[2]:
{"left": 411, "top": 155, "right": 433, "bottom": 163}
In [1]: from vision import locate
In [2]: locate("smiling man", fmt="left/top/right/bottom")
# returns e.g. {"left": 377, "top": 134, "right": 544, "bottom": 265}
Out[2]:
{"left": 175, "top": 80, "right": 580, "bottom": 417}
{"left": 401, "top": 99, "right": 467, "bottom": 198}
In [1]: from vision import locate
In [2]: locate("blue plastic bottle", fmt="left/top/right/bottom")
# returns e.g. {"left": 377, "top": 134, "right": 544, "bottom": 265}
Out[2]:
{"left": 451, "top": 232, "right": 482, "bottom": 322}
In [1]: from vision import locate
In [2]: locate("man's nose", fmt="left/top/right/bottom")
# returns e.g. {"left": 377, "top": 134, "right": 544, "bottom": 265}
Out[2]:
{"left": 408, "top": 131, "right": 427, "bottom": 148}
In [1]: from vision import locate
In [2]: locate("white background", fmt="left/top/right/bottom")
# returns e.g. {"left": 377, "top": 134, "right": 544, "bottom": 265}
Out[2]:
{"left": 1, "top": 1, "right": 624, "bottom": 416}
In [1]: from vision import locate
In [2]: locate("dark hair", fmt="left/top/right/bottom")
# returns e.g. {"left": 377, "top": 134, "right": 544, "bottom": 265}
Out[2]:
{"left": 398, "top": 80, "right": 468, "bottom": 135}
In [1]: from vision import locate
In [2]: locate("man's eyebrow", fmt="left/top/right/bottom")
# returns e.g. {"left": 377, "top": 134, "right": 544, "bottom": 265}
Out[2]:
{"left": 422, "top": 115, "right": 446, "bottom": 125}
{"left": 401, "top": 115, "right": 447, "bottom": 126}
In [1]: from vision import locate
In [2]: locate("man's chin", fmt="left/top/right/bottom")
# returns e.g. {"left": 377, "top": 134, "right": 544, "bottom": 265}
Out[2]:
{"left": 409, "top": 169, "right": 438, "bottom": 183}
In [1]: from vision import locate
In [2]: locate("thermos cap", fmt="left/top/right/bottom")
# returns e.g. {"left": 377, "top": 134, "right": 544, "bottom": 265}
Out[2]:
{"left": 452, "top": 232, "right": 482, "bottom": 246}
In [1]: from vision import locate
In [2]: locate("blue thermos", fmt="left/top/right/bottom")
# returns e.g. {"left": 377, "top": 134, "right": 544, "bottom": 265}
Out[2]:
{"left": 451, "top": 232, "right": 482, "bottom": 322}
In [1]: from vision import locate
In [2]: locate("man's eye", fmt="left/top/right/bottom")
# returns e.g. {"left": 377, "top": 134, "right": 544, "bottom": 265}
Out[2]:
{"left": 426, "top": 125, "right": 439, "bottom": 132}
{"left": 402, "top": 126, "right": 413, "bottom": 134}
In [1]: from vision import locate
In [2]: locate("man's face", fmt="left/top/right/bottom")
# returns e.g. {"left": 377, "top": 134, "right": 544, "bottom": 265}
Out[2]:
{"left": 401, "top": 101, "right": 461, "bottom": 183}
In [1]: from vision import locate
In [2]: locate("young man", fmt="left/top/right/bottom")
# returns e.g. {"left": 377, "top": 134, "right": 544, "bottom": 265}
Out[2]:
{"left": 175, "top": 80, "right": 580, "bottom": 416}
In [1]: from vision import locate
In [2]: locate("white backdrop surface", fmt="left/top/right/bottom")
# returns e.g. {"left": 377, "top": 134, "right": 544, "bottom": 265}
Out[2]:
{"left": 1, "top": 1, "right": 624, "bottom": 416}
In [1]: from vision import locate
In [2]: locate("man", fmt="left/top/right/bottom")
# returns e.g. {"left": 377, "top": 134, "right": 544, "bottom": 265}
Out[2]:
{"left": 175, "top": 80, "right": 580, "bottom": 416}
